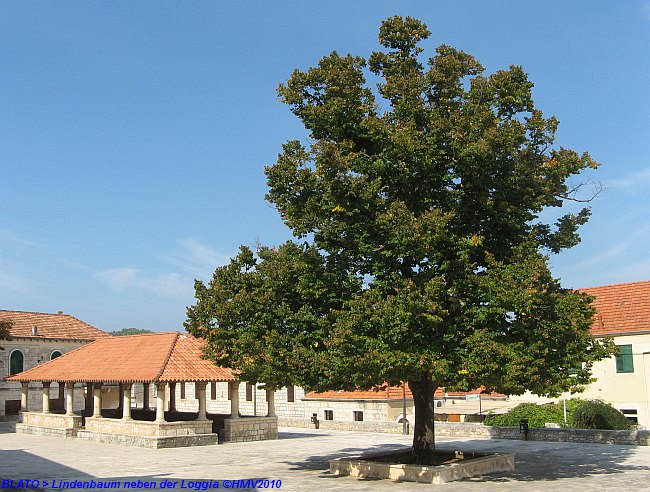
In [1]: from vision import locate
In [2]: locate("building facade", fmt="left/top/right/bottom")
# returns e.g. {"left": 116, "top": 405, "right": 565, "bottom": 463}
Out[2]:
{"left": 0, "top": 310, "right": 109, "bottom": 419}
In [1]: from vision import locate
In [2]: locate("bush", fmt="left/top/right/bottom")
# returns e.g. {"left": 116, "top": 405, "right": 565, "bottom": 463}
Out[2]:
{"left": 483, "top": 403, "right": 565, "bottom": 428}
{"left": 571, "top": 399, "right": 633, "bottom": 430}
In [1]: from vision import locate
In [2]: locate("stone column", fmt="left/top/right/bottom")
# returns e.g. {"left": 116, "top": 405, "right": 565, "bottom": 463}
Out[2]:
{"left": 229, "top": 381, "right": 240, "bottom": 419}
{"left": 168, "top": 382, "right": 177, "bottom": 412}
{"left": 20, "top": 382, "right": 29, "bottom": 412}
{"left": 93, "top": 383, "right": 102, "bottom": 418}
{"left": 21, "top": 382, "right": 29, "bottom": 412}
{"left": 122, "top": 383, "right": 132, "bottom": 420}
{"left": 155, "top": 383, "right": 166, "bottom": 422}
{"left": 65, "top": 382, "right": 75, "bottom": 416}
{"left": 142, "top": 383, "right": 150, "bottom": 410}
{"left": 42, "top": 382, "right": 51, "bottom": 414}
{"left": 196, "top": 382, "right": 208, "bottom": 421}
{"left": 266, "top": 388, "right": 276, "bottom": 417}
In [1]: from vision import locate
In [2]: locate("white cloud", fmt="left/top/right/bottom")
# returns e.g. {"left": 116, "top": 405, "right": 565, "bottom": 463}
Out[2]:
{"left": 162, "top": 238, "right": 231, "bottom": 279}
{"left": 573, "top": 225, "right": 650, "bottom": 270}
{"left": 93, "top": 239, "right": 232, "bottom": 301}
{"left": 93, "top": 267, "right": 194, "bottom": 300}
{"left": 608, "top": 167, "right": 650, "bottom": 191}
{"left": 0, "top": 265, "right": 32, "bottom": 294}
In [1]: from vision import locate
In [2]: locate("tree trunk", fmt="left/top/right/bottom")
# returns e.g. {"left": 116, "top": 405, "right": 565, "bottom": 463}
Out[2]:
{"left": 408, "top": 374, "right": 439, "bottom": 464}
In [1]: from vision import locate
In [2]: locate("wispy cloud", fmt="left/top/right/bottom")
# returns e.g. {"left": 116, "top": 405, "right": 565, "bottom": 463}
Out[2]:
{"left": 608, "top": 167, "right": 650, "bottom": 191}
{"left": 0, "top": 264, "right": 32, "bottom": 294}
{"left": 93, "top": 267, "right": 194, "bottom": 300}
{"left": 573, "top": 225, "right": 650, "bottom": 270}
{"left": 92, "top": 239, "right": 231, "bottom": 301}
{"left": 162, "top": 238, "right": 231, "bottom": 279}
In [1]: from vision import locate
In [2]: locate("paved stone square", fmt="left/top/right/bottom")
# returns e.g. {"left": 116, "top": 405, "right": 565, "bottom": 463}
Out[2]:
{"left": 1, "top": 423, "right": 650, "bottom": 491}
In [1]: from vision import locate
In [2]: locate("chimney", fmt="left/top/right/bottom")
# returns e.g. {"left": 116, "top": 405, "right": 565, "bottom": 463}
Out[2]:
{"left": 32, "top": 326, "right": 38, "bottom": 336}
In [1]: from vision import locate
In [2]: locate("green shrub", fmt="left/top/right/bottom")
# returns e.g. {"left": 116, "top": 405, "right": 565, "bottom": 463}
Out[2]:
{"left": 483, "top": 403, "right": 565, "bottom": 428}
{"left": 571, "top": 399, "right": 633, "bottom": 430}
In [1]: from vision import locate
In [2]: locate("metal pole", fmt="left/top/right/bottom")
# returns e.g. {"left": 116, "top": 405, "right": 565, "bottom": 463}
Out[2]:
{"left": 253, "top": 383, "right": 257, "bottom": 417}
{"left": 402, "top": 382, "right": 407, "bottom": 435}
{"left": 563, "top": 398, "right": 567, "bottom": 425}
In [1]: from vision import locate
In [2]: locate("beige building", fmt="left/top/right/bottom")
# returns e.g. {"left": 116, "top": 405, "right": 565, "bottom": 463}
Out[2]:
{"left": 510, "top": 280, "right": 650, "bottom": 428}
{"left": 0, "top": 310, "right": 109, "bottom": 419}
{"left": 574, "top": 281, "right": 650, "bottom": 428}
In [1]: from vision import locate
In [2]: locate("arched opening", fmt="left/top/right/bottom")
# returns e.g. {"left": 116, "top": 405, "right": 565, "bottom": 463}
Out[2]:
{"left": 10, "top": 350, "right": 24, "bottom": 375}
{"left": 50, "top": 350, "right": 62, "bottom": 360}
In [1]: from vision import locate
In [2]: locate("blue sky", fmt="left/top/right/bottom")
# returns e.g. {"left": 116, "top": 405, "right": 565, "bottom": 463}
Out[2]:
{"left": 1, "top": 1, "right": 649, "bottom": 332}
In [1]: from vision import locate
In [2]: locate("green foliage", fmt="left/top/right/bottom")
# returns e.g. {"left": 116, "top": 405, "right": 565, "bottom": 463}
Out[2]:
{"left": 109, "top": 328, "right": 154, "bottom": 337}
{"left": 571, "top": 399, "right": 633, "bottom": 430}
{"left": 186, "top": 16, "right": 614, "bottom": 459}
{"left": 485, "top": 399, "right": 633, "bottom": 430}
{"left": 0, "top": 319, "right": 12, "bottom": 350}
{"left": 484, "top": 403, "right": 565, "bottom": 428}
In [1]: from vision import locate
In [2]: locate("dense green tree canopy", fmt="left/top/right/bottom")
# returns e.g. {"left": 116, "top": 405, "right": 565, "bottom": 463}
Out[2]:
{"left": 109, "top": 328, "right": 154, "bottom": 336}
{"left": 186, "top": 16, "right": 613, "bottom": 460}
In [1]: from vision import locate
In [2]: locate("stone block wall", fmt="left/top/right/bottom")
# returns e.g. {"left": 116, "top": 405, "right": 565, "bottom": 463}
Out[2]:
{"left": 0, "top": 339, "right": 89, "bottom": 417}
{"left": 21, "top": 411, "right": 82, "bottom": 430}
{"left": 280, "top": 418, "right": 650, "bottom": 446}
{"left": 223, "top": 416, "right": 278, "bottom": 442}
{"left": 84, "top": 417, "right": 212, "bottom": 437}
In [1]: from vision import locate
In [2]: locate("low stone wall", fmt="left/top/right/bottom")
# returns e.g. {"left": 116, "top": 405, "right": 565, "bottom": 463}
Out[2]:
{"left": 280, "top": 418, "right": 650, "bottom": 446}
{"left": 76, "top": 430, "right": 217, "bottom": 448}
{"left": 16, "top": 424, "right": 77, "bottom": 439}
{"left": 434, "top": 422, "right": 650, "bottom": 446}
{"left": 19, "top": 412, "right": 82, "bottom": 434}
{"left": 84, "top": 417, "right": 213, "bottom": 437}
{"left": 331, "top": 451, "right": 515, "bottom": 484}
{"left": 223, "top": 416, "right": 278, "bottom": 442}
{"left": 279, "top": 417, "right": 406, "bottom": 434}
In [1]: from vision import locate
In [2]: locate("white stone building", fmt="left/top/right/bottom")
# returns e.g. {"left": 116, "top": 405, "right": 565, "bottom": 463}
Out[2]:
{"left": 0, "top": 310, "right": 109, "bottom": 419}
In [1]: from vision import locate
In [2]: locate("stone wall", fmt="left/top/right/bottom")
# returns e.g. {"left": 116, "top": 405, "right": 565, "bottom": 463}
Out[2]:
{"left": 223, "top": 416, "right": 278, "bottom": 442}
{"left": 278, "top": 417, "right": 408, "bottom": 434}
{"left": 1, "top": 337, "right": 90, "bottom": 417}
{"left": 84, "top": 417, "right": 212, "bottom": 437}
{"left": 76, "top": 430, "right": 217, "bottom": 448}
{"left": 21, "top": 411, "right": 82, "bottom": 430}
{"left": 279, "top": 419, "right": 650, "bottom": 446}
{"left": 17, "top": 412, "right": 82, "bottom": 438}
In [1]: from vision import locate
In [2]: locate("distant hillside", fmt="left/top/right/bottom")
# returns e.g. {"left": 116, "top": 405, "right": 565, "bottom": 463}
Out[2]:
{"left": 109, "top": 328, "right": 155, "bottom": 336}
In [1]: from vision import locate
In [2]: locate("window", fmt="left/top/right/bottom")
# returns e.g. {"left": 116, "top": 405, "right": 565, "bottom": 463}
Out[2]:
{"left": 246, "top": 382, "right": 253, "bottom": 401}
{"left": 180, "top": 382, "right": 186, "bottom": 399}
{"left": 286, "top": 385, "right": 295, "bottom": 403}
{"left": 620, "top": 408, "right": 638, "bottom": 424}
{"left": 10, "top": 350, "right": 24, "bottom": 376}
{"left": 210, "top": 382, "right": 216, "bottom": 400}
{"left": 615, "top": 345, "right": 634, "bottom": 373}
{"left": 353, "top": 411, "right": 364, "bottom": 422}
{"left": 324, "top": 410, "right": 333, "bottom": 421}
{"left": 50, "top": 350, "right": 62, "bottom": 360}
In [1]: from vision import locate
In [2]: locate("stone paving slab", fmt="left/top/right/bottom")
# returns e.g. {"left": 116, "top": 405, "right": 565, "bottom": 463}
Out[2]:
{"left": 1, "top": 423, "right": 650, "bottom": 491}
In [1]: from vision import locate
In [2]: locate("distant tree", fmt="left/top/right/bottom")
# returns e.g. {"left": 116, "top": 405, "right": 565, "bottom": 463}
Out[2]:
{"left": 187, "top": 16, "right": 614, "bottom": 463}
{"left": 109, "top": 328, "right": 154, "bottom": 337}
{"left": 0, "top": 319, "right": 12, "bottom": 350}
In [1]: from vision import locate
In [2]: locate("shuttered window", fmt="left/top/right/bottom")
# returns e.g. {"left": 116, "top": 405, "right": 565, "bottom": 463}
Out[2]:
{"left": 615, "top": 345, "right": 634, "bottom": 373}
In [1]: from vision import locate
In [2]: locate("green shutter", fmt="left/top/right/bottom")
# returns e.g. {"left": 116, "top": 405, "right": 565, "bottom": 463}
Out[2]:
{"left": 616, "top": 345, "right": 634, "bottom": 373}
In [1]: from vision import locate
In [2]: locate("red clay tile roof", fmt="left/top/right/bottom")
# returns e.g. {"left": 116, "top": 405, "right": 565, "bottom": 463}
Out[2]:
{"left": 304, "top": 385, "right": 503, "bottom": 400}
{"left": 5, "top": 332, "right": 236, "bottom": 384}
{"left": 160, "top": 333, "right": 235, "bottom": 382}
{"left": 580, "top": 280, "right": 650, "bottom": 336}
{"left": 0, "top": 310, "right": 109, "bottom": 340}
